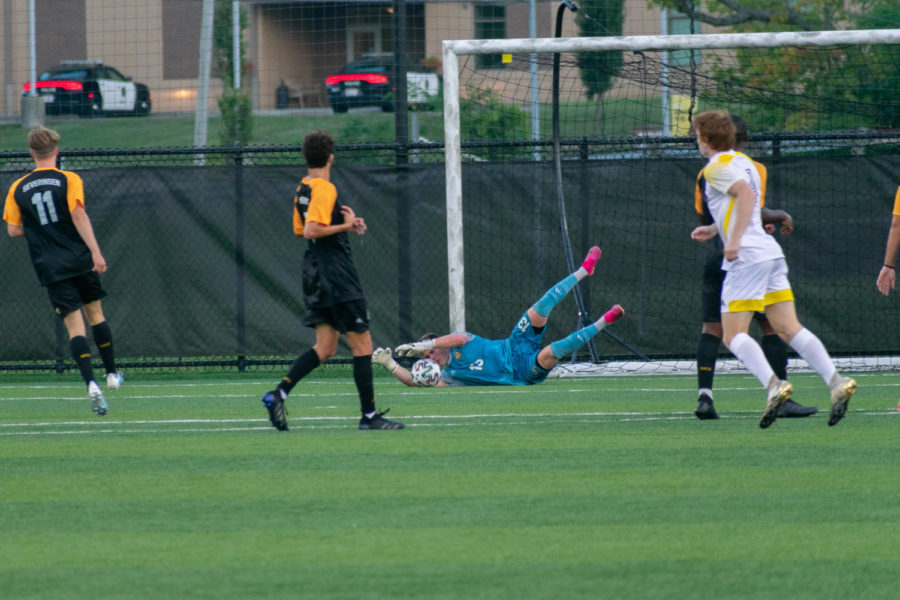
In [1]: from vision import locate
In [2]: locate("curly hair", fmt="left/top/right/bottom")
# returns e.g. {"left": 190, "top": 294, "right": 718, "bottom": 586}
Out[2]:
{"left": 302, "top": 130, "right": 334, "bottom": 168}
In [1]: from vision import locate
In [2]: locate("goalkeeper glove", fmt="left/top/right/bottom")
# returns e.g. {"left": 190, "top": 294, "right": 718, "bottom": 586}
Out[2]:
{"left": 395, "top": 339, "right": 436, "bottom": 358}
{"left": 372, "top": 347, "right": 400, "bottom": 373}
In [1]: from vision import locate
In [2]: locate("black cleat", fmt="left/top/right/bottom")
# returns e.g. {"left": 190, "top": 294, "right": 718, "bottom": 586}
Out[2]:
{"left": 359, "top": 408, "right": 405, "bottom": 430}
{"left": 262, "top": 390, "right": 289, "bottom": 431}
{"left": 777, "top": 399, "right": 818, "bottom": 418}
{"left": 695, "top": 394, "right": 720, "bottom": 420}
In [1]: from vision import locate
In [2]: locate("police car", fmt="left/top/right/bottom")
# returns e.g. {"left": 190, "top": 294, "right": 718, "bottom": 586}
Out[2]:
{"left": 23, "top": 61, "right": 151, "bottom": 117}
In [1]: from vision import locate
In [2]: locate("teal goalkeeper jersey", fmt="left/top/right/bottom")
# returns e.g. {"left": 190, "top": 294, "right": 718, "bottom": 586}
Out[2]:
{"left": 441, "top": 333, "right": 521, "bottom": 386}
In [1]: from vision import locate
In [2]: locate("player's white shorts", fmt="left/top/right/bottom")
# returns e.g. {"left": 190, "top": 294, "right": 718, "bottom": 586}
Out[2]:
{"left": 721, "top": 258, "right": 794, "bottom": 313}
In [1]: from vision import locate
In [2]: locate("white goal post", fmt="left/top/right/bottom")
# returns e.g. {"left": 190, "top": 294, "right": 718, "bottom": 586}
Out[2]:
{"left": 442, "top": 28, "right": 900, "bottom": 333}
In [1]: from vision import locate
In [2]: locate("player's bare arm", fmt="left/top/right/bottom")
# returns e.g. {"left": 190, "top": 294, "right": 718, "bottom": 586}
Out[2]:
{"left": 877, "top": 213, "right": 900, "bottom": 296}
{"left": 340, "top": 205, "right": 367, "bottom": 235}
{"left": 303, "top": 216, "right": 361, "bottom": 239}
{"left": 7, "top": 223, "right": 24, "bottom": 237}
{"left": 691, "top": 223, "right": 718, "bottom": 242}
{"left": 761, "top": 207, "right": 794, "bottom": 236}
{"left": 431, "top": 332, "right": 470, "bottom": 350}
{"left": 396, "top": 332, "right": 469, "bottom": 358}
{"left": 70, "top": 207, "right": 106, "bottom": 273}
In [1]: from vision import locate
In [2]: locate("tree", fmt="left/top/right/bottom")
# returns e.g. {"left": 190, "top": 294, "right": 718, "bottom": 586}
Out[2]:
{"left": 575, "top": 0, "right": 625, "bottom": 100}
{"left": 647, "top": 0, "right": 894, "bottom": 33}
{"left": 647, "top": 0, "right": 900, "bottom": 129}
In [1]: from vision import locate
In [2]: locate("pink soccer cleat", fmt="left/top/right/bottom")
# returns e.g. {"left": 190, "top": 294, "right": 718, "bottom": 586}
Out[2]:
{"left": 581, "top": 246, "right": 602, "bottom": 275}
{"left": 602, "top": 304, "right": 625, "bottom": 324}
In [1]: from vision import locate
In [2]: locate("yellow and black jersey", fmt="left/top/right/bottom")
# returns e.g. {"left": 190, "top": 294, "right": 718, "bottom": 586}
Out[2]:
{"left": 891, "top": 186, "right": 900, "bottom": 216}
{"left": 3, "top": 167, "right": 93, "bottom": 285}
{"left": 293, "top": 176, "right": 363, "bottom": 309}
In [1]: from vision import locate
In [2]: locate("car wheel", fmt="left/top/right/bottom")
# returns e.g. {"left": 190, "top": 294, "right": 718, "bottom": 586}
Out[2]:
{"left": 134, "top": 98, "right": 151, "bottom": 116}
{"left": 78, "top": 95, "right": 101, "bottom": 118}
{"left": 134, "top": 86, "right": 152, "bottom": 116}
{"left": 331, "top": 102, "right": 348, "bottom": 114}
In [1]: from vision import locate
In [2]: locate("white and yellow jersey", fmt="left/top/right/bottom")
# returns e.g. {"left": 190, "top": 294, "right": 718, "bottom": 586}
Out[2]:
{"left": 702, "top": 150, "right": 783, "bottom": 271}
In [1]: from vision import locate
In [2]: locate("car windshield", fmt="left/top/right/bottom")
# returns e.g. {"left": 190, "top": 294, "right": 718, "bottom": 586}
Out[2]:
{"left": 41, "top": 70, "right": 88, "bottom": 81}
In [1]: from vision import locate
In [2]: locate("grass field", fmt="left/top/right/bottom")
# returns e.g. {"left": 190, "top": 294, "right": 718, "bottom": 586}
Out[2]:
{"left": 2, "top": 369, "right": 898, "bottom": 599}
{"left": 0, "top": 98, "right": 662, "bottom": 152}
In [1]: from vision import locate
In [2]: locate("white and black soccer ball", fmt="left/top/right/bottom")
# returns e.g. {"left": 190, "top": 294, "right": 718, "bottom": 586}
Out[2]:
{"left": 411, "top": 358, "right": 441, "bottom": 387}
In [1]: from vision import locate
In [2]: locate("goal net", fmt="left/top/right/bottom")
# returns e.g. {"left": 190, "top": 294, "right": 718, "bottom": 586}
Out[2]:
{"left": 441, "top": 29, "right": 900, "bottom": 373}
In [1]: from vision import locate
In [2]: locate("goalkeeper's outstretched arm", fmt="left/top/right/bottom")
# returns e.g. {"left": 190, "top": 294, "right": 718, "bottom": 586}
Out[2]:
{"left": 396, "top": 333, "right": 469, "bottom": 357}
{"left": 372, "top": 347, "right": 416, "bottom": 386}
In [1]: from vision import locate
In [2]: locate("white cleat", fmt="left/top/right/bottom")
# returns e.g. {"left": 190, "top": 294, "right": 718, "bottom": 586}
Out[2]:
{"left": 107, "top": 371, "right": 124, "bottom": 390}
{"left": 89, "top": 381, "right": 108, "bottom": 416}
{"left": 828, "top": 377, "right": 856, "bottom": 427}
{"left": 760, "top": 379, "right": 793, "bottom": 429}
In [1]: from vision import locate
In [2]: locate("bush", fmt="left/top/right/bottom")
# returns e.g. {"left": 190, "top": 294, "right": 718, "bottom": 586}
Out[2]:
{"left": 217, "top": 92, "right": 253, "bottom": 145}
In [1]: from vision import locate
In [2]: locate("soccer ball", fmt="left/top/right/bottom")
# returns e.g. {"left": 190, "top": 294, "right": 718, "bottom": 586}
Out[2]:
{"left": 411, "top": 358, "right": 441, "bottom": 387}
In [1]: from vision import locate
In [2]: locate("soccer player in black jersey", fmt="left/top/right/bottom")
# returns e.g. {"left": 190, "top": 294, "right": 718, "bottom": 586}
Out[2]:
{"left": 261, "top": 131, "right": 403, "bottom": 431}
{"left": 3, "top": 126, "right": 123, "bottom": 416}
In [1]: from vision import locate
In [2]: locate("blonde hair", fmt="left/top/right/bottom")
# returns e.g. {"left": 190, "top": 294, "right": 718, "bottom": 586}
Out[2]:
{"left": 692, "top": 110, "right": 736, "bottom": 152}
{"left": 27, "top": 126, "right": 60, "bottom": 157}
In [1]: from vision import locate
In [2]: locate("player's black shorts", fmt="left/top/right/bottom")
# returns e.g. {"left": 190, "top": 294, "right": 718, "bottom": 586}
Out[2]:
{"left": 46, "top": 271, "right": 106, "bottom": 317}
{"left": 303, "top": 298, "right": 369, "bottom": 333}
{"left": 701, "top": 254, "right": 769, "bottom": 324}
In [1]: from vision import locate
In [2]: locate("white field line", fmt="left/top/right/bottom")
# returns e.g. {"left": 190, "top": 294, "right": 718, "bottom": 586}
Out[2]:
{"left": 5, "top": 380, "right": 900, "bottom": 402}
{"left": 1, "top": 410, "right": 896, "bottom": 437}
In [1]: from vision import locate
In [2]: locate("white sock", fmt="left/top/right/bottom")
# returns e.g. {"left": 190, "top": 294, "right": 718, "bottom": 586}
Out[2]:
{"left": 574, "top": 266, "right": 588, "bottom": 281}
{"left": 728, "top": 332, "right": 776, "bottom": 388}
{"left": 698, "top": 387, "right": 713, "bottom": 399}
{"left": 788, "top": 328, "right": 837, "bottom": 385}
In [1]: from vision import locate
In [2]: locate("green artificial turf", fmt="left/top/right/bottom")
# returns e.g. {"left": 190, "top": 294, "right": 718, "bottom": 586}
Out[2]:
{"left": 1, "top": 370, "right": 898, "bottom": 599}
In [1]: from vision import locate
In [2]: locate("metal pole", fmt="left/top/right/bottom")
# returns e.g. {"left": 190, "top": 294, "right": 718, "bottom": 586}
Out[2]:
{"left": 660, "top": 8, "right": 670, "bottom": 136}
{"left": 234, "top": 148, "right": 246, "bottom": 370}
{"left": 393, "top": 0, "right": 412, "bottom": 341}
{"left": 393, "top": 0, "right": 409, "bottom": 159}
{"left": 554, "top": 1, "right": 598, "bottom": 363}
{"left": 28, "top": 0, "right": 36, "bottom": 96}
{"left": 529, "top": 0, "right": 540, "bottom": 161}
{"left": 441, "top": 44, "right": 465, "bottom": 332}
{"left": 233, "top": 1, "right": 241, "bottom": 90}
{"left": 194, "top": 0, "right": 214, "bottom": 153}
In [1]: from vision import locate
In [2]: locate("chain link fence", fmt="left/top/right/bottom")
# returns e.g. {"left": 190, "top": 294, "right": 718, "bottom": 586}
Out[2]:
{"left": 2, "top": 133, "right": 899, "bottom": 372}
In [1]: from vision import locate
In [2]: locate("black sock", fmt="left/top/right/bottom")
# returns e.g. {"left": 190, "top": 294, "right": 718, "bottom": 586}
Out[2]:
{"left": 91, "top": 321, "right": 117, "bottom": 374}
{"left": 277, "top": 348, "right": 320, "bottom": 396}
{"left": 353, "top": 355, "right": 376, "bottom": 415}
{"left": 697, "top": 333, "right": 721, "bottom": 392}
{"left": 70, "top": 336, "right": 95, "bottom": 386}
{"left": 762, "top": 333, "right": 789, "bottom": 380}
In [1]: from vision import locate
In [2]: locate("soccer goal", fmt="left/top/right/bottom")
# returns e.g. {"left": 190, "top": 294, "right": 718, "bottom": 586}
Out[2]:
{"left": 440, "top": 28, "right": 900, "bottom": 370}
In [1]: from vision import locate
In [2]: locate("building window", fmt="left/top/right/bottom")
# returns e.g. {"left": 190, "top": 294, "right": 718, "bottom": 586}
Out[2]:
{"left": 667, "top": 11, "right": 701, "bottom": 68}
{"left": 474, "top": 5, "right": 506, "bottom": 69}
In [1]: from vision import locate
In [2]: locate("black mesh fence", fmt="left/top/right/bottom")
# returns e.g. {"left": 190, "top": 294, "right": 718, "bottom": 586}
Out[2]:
{"left": 1, "top": 135, "right": 899, "bottom": 372}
